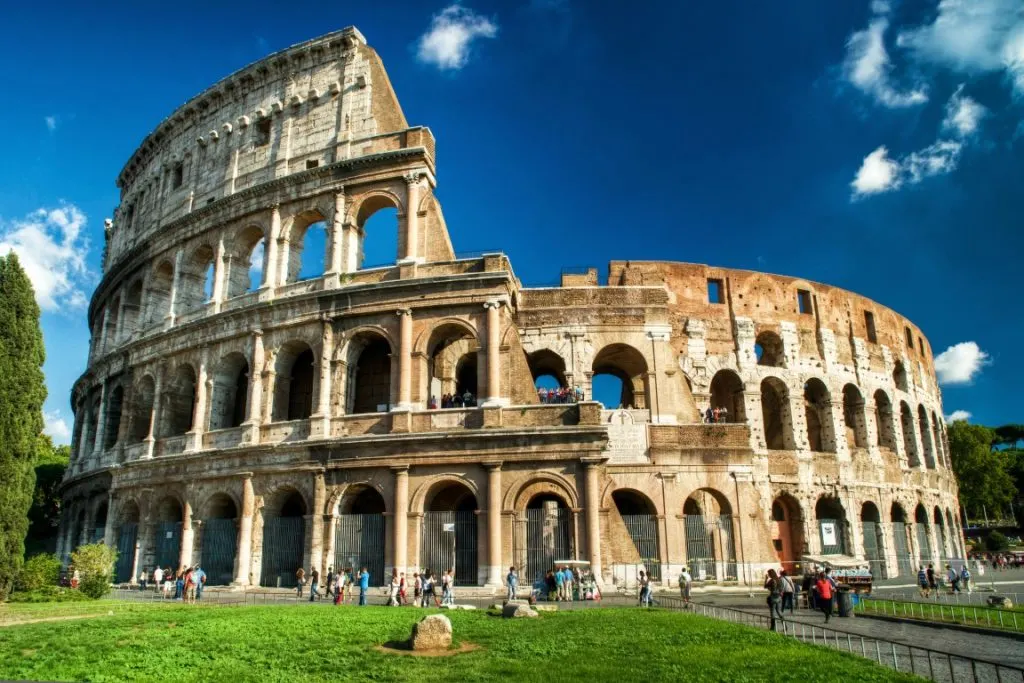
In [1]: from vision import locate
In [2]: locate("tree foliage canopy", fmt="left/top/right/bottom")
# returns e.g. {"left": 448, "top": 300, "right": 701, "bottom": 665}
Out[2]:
{"left": 27, "top": 435, "right": 69, "bottom": 557}
{"left": 947, "top": 421, "right": 1016, "bottom": 517}
{"left": 0, "top": 253, "right": 47, "bottom": 600}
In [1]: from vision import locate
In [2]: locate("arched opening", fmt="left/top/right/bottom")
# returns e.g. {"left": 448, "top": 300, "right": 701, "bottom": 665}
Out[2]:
{"left": 209, "top": 353, "right": 249, "bottom": 430}
{"left": 260, "top": 489, "right": 307, "bottom": 588}
{"left": 226, "top": 226, "right": 265, "bottom": 297}
{"left": 103, "top": 385, "right": 124, "bottom": 450}
{"left": 918, "top": 405, "right": 936, "bottom": 469}
{"left": 153, "top": 496, "right": 183, "bottom": 571}
{"left": 334, "top": 486, "right": 386, "bottom": 584}
{"left": 900, "top": 402, "right": 921, "bottom": 467}
{"left": 122, "top": 280, "right": 144, "bottom": 338}
{"left": 159, "top": 365, "right": 196, "bottom": 438}
{"left": 611, "top": 489, "right": 660, "bottom": 581}
{"left": 760, "top": 377, "right": 791, "bottom": 450}
{"left": 803, "top": 379, "right": 835, "bottom": 452}
{"left": 914, "top": 504, "right": 932, "bottom": 566}
{"left": 357, "top": 199, "right": 400, "bottom": 269}
{"left": 524, "top": 493, "right": 571, "bottom": 584}
{"left": 201, "top": 494, "right": 238, "bottom": 586}
{"left": 815, "top": 496, "right": 847, "bottom": 555}
{"left": 129, "top": 376, "right": 155, "bottom": 443}
{"left": 284, "top": 211, "right": 328, "bottom": 283}
{"left": 147, "top": 261, "right": 174, "bottom": 326}
{"left": 755, "top": 331, "right": 785, "bottom": 367}
{"left": 72, "top": 509, "right": 87, "bottom": 551}
{"left": 92, "top": 502, "right": 108, "bottom": 544}
{"left": 425, "top": 323, "right": 480, "bottom": 408}
{"left": 422, "top": 482, "right": 479, "bottom": 585}
{"left": 180, "top": 244, "right": 216, "bottom": 314}
{"left": 945, "top": 509, "right": 958, "bottom": 559}
{"left": 931, "top": 412, "right": 945, "bottom": 468}
{"left": 346, "top": 333, "right": 392, "bottom": 414}
{"left": 933, "top": 507, "right": 949, "bottom": 564}
{"left": 273, "top": 343, "right": 314, "bottom": 422}
{"left": 860, "top": 502, "right": 883, "bottom": 575}
{"left": 873, "top": 390, "right": 897, "bottom": 451}
{"left": 103, "top": 296, "right": 120, "bottom": 347}
{"left": 709, "top": 370, "right": 746, "bottom": 423}
{"left": 890, "top": 504, "right": 913, "bottom": 577}
{"left": 82, "top": 398, "right": 100, "bottom": 459}
{"left": 842, "top": 384, "right": 868, "bottom": 449}
{"left": 528, "top": 349, "right": 570, "bottom": 402}
{"left": 771, "top": 494, "right": 804, "bottom": 574}
{"left": 893, "top": 361, "right": 909, "bottom": 392}
{"left": 114, "top": 501, "right": 140, "bottom": 583}
{"left": 592, "top": 344, "right": 649, "bottom": 410}
{"left": 683, "top": 489, "right": 736, "bottom": 581}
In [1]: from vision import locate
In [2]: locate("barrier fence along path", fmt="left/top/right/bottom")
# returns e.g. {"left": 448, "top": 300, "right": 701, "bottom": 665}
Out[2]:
{"left": 856, "top": 595, "right": 1024, "bottom": 634}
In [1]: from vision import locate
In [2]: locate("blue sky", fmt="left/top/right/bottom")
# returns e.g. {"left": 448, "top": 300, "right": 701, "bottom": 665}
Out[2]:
{"left": 1, "top": 0, "right": 1021, "bottom": 443}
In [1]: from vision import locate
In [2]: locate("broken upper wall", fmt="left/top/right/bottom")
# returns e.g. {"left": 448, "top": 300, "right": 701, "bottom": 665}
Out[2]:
{"left": 608, "top": 260, "right": 938, "bottom": 388}
{"left": 105, "top": 27, "right": 430, "bottom": 271}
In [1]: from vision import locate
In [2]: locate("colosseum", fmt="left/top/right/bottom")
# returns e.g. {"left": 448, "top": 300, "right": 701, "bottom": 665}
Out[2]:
{"left": 57, "top": 27, "right": 963, "bottom": 592}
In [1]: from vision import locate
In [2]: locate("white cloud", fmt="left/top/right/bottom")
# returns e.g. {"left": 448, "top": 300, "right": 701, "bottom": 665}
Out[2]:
{"left": 248, "top": 239, "right": 264, "bottom": 286}
{"left": 897, "top": 0, "right": 1024, "bottom": 95}
{"left": 44, "top": 410, "right": 71, "bottom": 444}
{"left": 946, "top": 409, "right": 972, "bottom": 422}
{"left": 903, "top": 139, "right": 963, "bottom": 183}
{"left": 852, "top": 146, "right": 902, "bottom": 196}
{"left": 0, "top": 204, "right": 91, "bottom": 312}
{"left": 45, "top": 116, "right": 57, "bottom": 132}
{"left": 942, "top": 86, "right": 988, "bottom": 136}
{"left": 843, "top": 18, "right": 928, "bottom": 107}
{"left": 870, "top": 0, "right": 891, "bottom": 14}
{"left": 417, "top": 4, "right": 498, "bottom": 70}
{"left": 934, "top": 341, "right": 990, "bottom": 385}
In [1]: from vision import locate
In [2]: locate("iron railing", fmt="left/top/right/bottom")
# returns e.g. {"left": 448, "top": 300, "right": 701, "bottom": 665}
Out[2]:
{"left": 857, "top": 595, "right": 1024, "bottom": 633}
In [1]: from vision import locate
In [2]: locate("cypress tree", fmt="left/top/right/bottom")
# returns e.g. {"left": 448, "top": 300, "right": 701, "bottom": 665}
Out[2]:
{"left": 0, "top": 253, "right": 46, "bottom": 599}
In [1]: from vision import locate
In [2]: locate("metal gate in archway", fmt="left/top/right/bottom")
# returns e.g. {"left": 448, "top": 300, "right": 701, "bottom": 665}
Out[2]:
{"left": 818, "top": 518, "right": 846, "bottom": 555}
{"left": 260, "top": 516, "right": 305, "bottom": 588}
{"left": 154, "top": 522, "right": 182, "bottom": 570}
{"left": 621, "top": 514, "right": 661, "bottom": 581}
{"left": 862, "top": 521, "right": 881, "bottom": 571}
{"left": 525, "top": 507, "right": 571, "bottom": 583}
{"left": 422, "top": 511, "right": 478, "bottom": 585}
{"left": 333, "top": 514, "right": 385, "bottom": 582}
{"left": 684, "top": 514, "right": 737, "bottom": 581}
{"left": 915, "top": 523, "right": 931, "bottom": 565}
{"left": 201, "top": 518, "right": 237, "bottom": 586}
{"left": 115, "top": 523, "right": 137, "bottom": 583}
{"left": 892, "top": 522, "right": 913, "bottom": 577}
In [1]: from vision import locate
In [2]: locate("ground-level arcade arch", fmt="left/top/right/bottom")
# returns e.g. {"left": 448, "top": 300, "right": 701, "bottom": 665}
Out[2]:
{"left": 610, "top": 489, "right": 661, "bottom": 581}
{"left": 421, "top": 480, "right": 479, "bottom": 585}
{"left": 771, "top": 493, "right": 804, "bottom": 573}
{"left": 114, "top": 500, "right": 141, "bottom": 583}
{"left": 815, "top": 496, "right": 848, "bottom": 555}
{"left": 683, "top": 488, "right": 736, "bottom": 581}
{"left": 332, "top": 485, "right": 386, "bottom": 584}
{"left": 153, "top": 495, "right": 184, "bottom": 571}
{"left": 890, "top": 503, "right": 913, "bottom": 577}
{"left": 860, "top": 502, "right": 884, "bottom": 575}
{"left": 200, "top": 493, "right": 238, "bottom": 585}
{"left": 260, "top": 488, "right": 307, "bottom": 588}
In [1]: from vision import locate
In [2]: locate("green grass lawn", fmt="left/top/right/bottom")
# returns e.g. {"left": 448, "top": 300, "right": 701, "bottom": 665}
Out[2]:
{"left": 858, "top": 598, "right": 1024, "bottom": 633}
{"left": 0, "top": 602, "right": 916, "bottom": 682}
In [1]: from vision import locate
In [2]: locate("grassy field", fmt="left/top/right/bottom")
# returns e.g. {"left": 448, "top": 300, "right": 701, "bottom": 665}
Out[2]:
{"left": 858, "top": 598, "right": 1024, "bottom": 633}
{"left": 0, "top": 602, "right": 916, "bottom": 682}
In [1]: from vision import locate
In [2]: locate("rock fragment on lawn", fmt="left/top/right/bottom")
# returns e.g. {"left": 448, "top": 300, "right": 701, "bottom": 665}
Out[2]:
{"left": 503, "top": 602, "right": 539, "bottom": 618}
{"left": 410, "top": 614, "right": 453, "bottom": 651}
{"left": 987, "top": 596, "right": 1013, "bottom": 609}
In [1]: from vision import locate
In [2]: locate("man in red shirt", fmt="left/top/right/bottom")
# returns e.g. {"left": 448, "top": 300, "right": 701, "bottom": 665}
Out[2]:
{"left": 814, "top": 571, "right": 833, "bottom": 623}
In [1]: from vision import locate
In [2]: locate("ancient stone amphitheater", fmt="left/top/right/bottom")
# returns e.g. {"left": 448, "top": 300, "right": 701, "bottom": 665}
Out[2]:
{"left": 58, "top": 27, "right": 962, "bottom": 591}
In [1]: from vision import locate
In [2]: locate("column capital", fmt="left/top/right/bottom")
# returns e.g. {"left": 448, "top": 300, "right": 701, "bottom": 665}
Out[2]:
{"left": 580, "top": 456, "right": 608, "bottom": 467}
{"left": 389, "top": 464, "right": 410, "bottom": 474}
{"left": 482, "top": 461, "right": 503, "bottom": 471}
{"left": 483, "top": 297, "right": 508, "bottom": 310}
{"left": 396, "top": 308, "right": 413, "bottom": 317}
{"left": 252, "top": 328, "right": 263, "bottom": 337}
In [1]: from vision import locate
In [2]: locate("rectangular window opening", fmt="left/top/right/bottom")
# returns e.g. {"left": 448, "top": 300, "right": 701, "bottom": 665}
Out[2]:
{"left": 905, "top": 326, "right": 913, "bottom": 348}
{"left": 797, "top": 289, "right": 812, "bottom": 315}
{"left": 171, "top": 164, "right": 184, "bottom": 190}
{"left": 918, "top": 337, "right": 925, "bottom": 355}
{"left": 864, "top": 311, "right": 877, "bottom": 343}
{"left": 255, "top": 118, "right": 272, "bottom": 146}
{"left": 305, "top": 159, "right": 319, "bottom": 170}
{"left": 707, "top": 278, "right": 724, "bottom": 304}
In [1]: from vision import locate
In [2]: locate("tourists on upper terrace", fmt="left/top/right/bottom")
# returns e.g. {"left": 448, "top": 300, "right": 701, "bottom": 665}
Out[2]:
{"left": 462, "top": 390, "right": 475, "bottom": 407}
{"left": 428, "top": 396, "right": 438, "bottom": 409}
{"left": 704, "top": 407, "right": 714, "bottom": 424}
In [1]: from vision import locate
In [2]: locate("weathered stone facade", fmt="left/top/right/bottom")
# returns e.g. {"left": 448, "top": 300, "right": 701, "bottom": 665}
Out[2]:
{"left": 58, "top": 27, "right": 962, "bottom": 591}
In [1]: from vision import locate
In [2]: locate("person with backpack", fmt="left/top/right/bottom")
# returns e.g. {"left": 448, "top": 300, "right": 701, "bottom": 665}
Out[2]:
{"left": 960, "top": 564, "right": 972, "bottom": 593}
{"left": 764, "top": 569, "right": 784, "bottom": 631}
{"left": 814, "top": 571, "right": 833, "bottom": 623}
{"left": 193, "top": 565, "right": 206, "bottom": 601}
{"left": 779, "top": 570, "right": 795, "bottom": 615}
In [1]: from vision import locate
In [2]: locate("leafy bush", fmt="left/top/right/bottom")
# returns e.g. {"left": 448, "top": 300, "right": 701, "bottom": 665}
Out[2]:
{"left": 8, "top": 585, "right": 91, "bottom": 603}
{"left": 985, "top": 531, "right": 1010, "bottom": 552}
{"left": 69, "top": 543, "right": 117, "bottom": 599}
{"left": 15, "top": 553, "right": 61, "bottom": 592}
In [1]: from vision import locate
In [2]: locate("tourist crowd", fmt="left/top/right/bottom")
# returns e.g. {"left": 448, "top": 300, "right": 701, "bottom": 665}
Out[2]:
{"left": 536, "top": 386, "right": 584, "bottom": 404}
{"left": 703, "top": 406, "right": 730, "bottom": 423}
{"left": 428, "top": 392, "right": 477, "bottom": 409}
{"left": 135, "top": 565, "right": 207, "bottom": 603}
{"left": 292, "top": 566, "right": 459, "bottom": 607}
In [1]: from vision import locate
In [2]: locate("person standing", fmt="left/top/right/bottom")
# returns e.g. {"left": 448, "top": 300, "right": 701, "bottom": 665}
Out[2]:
{"left": 399, "top": 572, "right": 408, "bottom": 605}
{"left": 325, "top": 566, "right": 335, "bottom": 601}
{"left": 917, "top": 566, "right": 929, "bottom": 598}
{"left": 413, "top": 572, "right": 422, "bottom": 606}
{"left": 926, "top": 563, "right": 936, "bottom": 596}
{"left": 554, "top": 566, "right": 565, "bottom": 601}
{"left": 562, "top": 566, "right": 574, "bottom": 602}
{"left": 138, "top": 568, "right": 148, "bottom": 592}
{"left": 175, "top": 568, "right": 185, "bottom": 601}
{"left": 815, "top": 571, "right": 833, "bottom": 623}
{"left": 309, "top": 568, "right": 320, "bottom": 602}
{"left": 296, "top": 568, "right": 306, "bottom": 598}
{"left": 679, "top": 567, "right": 692, "bottom": 604}
{"left": 193, "top": 565, "right": 206, "bottom": 601}
{"left": 153, "top": 566, "right": 164, "bottom": 593}
{"left": 961, "top": 564, "right": 972, "bottom": 594}
{"left": 946, "top": 564, "right": 960, "bottom": 593}
{"left": 780, "top": 570, "right": 795, "bottom": 615}
{"left": 765, "top": 569, "right": 784, "bottom": 631}
{"left": 358, "top": 566, "right": 370, "bottom": 606}
{"left": 388, "top": 569, "right": 400, "bottom": 607}
{"left": 506, "top": 566, "right": 518, "bottom": 601}
{"left": 441, "top": 569, "right": 454, "bottom": 606}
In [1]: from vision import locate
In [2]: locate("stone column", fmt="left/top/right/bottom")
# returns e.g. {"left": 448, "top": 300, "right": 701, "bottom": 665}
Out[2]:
{"left": 187, "top": 348, "right": 209, "bottom": 452}
{"left": 77, "top": 406, "right": 93, "bottom": 466}
{"left": 166, "top": 248, "right": 184, "bottom": 326}
{"left": 324, "top": 190, "right": 345, "bottom": 287}
{"left": 259, "top": 205, "right": 281, "bottom": 299}
{"left": 323, "top": 513, "right": 338, "bottom": 574}
{"left": 309, "top": 471, "right": 327, "bottom": 575}
{"left": 484, "top": 462, "right": 503, "bottom": 587}
{"left": 583, "top": 458, "right": 604, "bottom": 582}
{"left": 179, "top": 501, "right": 194, "bottom": 569}
{"left": 312, "top": 321, "right": 334, "bottom": 437}
{"left": 92, "top": 381, "right": 109, "bottom": 461}
{"left": 144, "top": 368, "right": 164, "bottom": 459}
{"left": 211, "top": 233, "right": 227, "bottom": 313}
{"left": 243, "top": 330, "right": 264, "bottom": 444}
{"left": 392, "top": 466, "right": 409, "bottom": 575}
{"left": 114, "top": 291, "right": 128, "bottom": 344}
{"left": 482, "top": 299, "right": 506, "bottom": 407}
{"left": 233, "top": 475, "right": 255, "bottom": 586}
{"left": 401, "top": 173, "right": 423, "bottom": 263}
{"left": 129, "top": 540, "right": 141, "bottom": 586}
{"left": 393, "top": 309, "right": 413, "bottom": 411}
{"left": 103, "top": 492, "right": 116, "bottom": 547}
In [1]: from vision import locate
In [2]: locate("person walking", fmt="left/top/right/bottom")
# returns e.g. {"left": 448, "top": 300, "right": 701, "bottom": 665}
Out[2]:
{"left": 441, "top": 569, "right": 454, "bottom": 606}
{"left": 679, "top": 567, "right": 692, "bottom": 605}
{"left": 814, "top": 571, "right": 833, "bottom": 623}
{"left": 926, "top": 563, "right": 937, "bottom": 596}
{"left": 917, "top": 566, "right": 929, "bottom": 598}
{"left": 325, "top": 566, "right": 335, "bottom": 601}
{"left": 506, "top": 566, "right": 518, "bottom": 601}
{"left": 946, "top": 564, "right": 960, "bottom": 593}
{"left": 961, "top": 564, "right": 972, "bottom": 594}
{"left": 193, "top": 565, "right": 206, "bottom": 601}
{"left": 309, "top": 568, "right": 320, "bottom": 602}
{"left": 780, "top": 570, "right": 795, "bottom": 615}
{"left": 184, "top": 567, "right": 197, "bottom": 604}
{"left": 399, "top": 572, "right": 408, "bottom": 605}
{"left": 296, "top": 568, "right": 306, "bottom": 599}
{"left": 153, "top": 566, "right": 164, "bottom": 593}
{"left": 413, "top": 572, "right": 422, "bottom": 606}
{"left": 555, "top": 566, "right": 565, "bottom": 601}
{"left": 388, "top": 569, "right": 400, "bottom": 607}
{"left": 358, "top": 566, "right": 370, "bottom": 606}
{"left": 765, "top": 569, "right": 785, "bottom": 631}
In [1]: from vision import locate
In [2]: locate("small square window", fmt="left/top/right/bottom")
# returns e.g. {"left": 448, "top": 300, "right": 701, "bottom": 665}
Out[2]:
{"left": 171, "top": 164, "right": 184, "bottom": 190}
{"left": 707, "top": 278, "right": 724, "bottom": 304}
{"left": 864, "top": 311, "right": 877, "bottom": 343}
{"left": 255, "top": 118, "right": 272, "bottom": 146}
{"left": 797, "top": 289, "right": 813, "bottom": 315}
{"left": 206, "top": 197, "right": 215, "bottom": 206}
{"left": 305, "top": 159, "right": 319, "bottom": 170}
{"left": 905, "top": 327, "right": 913, "bottom": 348}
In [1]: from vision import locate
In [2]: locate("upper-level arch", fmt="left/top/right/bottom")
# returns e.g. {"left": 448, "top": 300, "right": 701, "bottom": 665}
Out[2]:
{"left": 592, "top": 343, "right": 649, "bottom": 410}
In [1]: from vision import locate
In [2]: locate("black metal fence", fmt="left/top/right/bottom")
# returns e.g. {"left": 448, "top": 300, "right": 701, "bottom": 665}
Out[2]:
{"left": 421, "top": 511, "right": 478, "bottom": 585}
{"left": 260, "top": 517, "right": 304, "bottom": 588}
{"left": 333, "top": 514, "right": 385, "bottom": 581}
{"left": 115, "top": 523, "right": 137, "bottom": 583}
{"left": 525, "top": 507, "right": 571, "bottom": 583}
{"left": 154, "top": 522, "right": 182, "bottom": 570}
{"left": 201, "top": 519, "right": 237, "bottom": 586}
{"left": 620, "top": 513, "right": 661, "bottom": 581}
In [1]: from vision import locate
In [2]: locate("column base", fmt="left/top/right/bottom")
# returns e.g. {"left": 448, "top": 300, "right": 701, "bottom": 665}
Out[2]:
{"left": 397, "top": 256, "right": 425, "bottom": 265}
{"left": 480, "top": 398, "right": 509, "bottom": 408}
{"left": 256, "top": 286, "right": 276, "bottom": 303}
{"left": 322, "top": 271, "right": 341, "bottom": 289}
{"left": 240, "top": 421, "right": 261, "bottom": 445}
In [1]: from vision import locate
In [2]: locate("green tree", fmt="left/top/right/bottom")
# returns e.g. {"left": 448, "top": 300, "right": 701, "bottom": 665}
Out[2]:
{"left": 14, "top": 552, "right": 60, "bottom": 592}
{"left": 69, "top": 543, "right": 116, "bottom": 599}
{"left": 26, "top": 435, "right": 70, "bottom": 557}
{"left": 947, "top": 421, "right": 1016, "bottom": 518}
{"left": 0, "top": 253, "right": 47, "bottom": 600}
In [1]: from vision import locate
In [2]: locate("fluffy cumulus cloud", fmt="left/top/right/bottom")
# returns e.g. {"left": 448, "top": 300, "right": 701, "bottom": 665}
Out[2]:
{"left": 934, "top": 341, "right": 990, "bottom": 385}
{"left": 942, "top": 86, "right": 988, "bottom": 136}
{"left": 0, "top": 204, "right": 91, "bottom": 312}
{"left": 852, "top": 146, "right": 902, "bottom": 195}
{"left": 417, "top": 4, "right": 498, "bottom": 70}
{"left": 44, "top": 410, "right": 71, "bottom": 444}
{"left": 844, "top": 18, "right": 928, "bottom": 107}
{"left": 946, "top": 410, "right": 972, "bottom": 422}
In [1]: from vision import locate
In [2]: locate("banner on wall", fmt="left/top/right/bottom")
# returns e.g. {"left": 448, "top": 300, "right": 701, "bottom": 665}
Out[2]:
{"left": 821, "top": 522, "right": 838, "bottom": 547}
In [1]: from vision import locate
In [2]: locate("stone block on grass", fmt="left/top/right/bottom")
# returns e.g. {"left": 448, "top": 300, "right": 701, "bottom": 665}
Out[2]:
{"left": 410, "top": 614, "right": 452, "bottom": 651}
